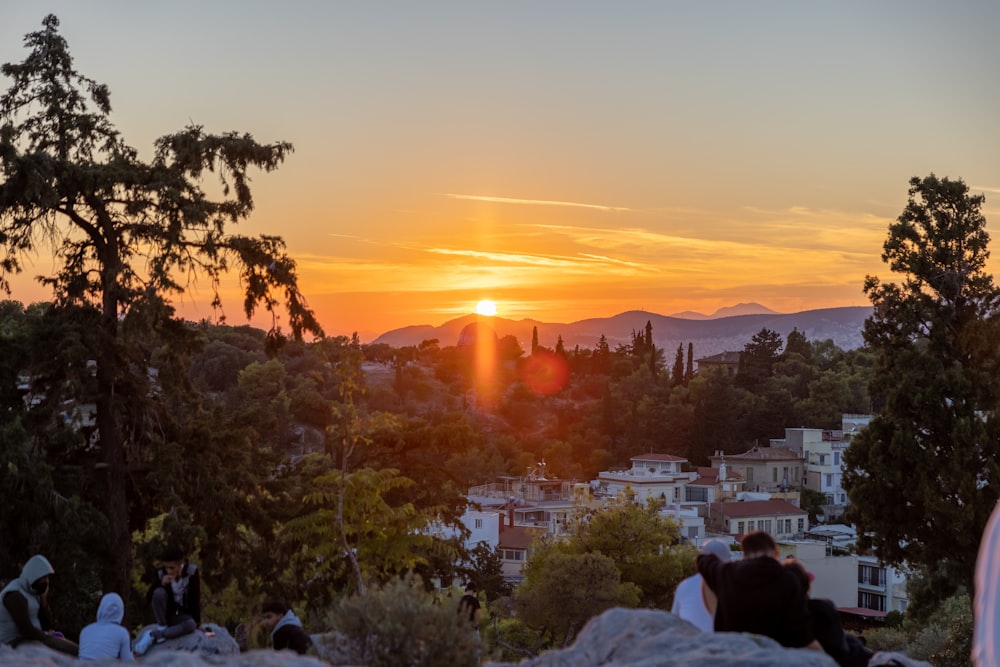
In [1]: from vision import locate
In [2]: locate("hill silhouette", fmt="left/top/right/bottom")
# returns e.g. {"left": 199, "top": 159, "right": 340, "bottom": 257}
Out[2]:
{"left": 373, "top": 305, "right": 872, "bottom": 357}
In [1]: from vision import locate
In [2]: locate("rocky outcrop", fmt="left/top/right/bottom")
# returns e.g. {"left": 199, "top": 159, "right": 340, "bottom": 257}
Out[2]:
{"left": 486, "top": 608, "right": 839, "bottom": 667}
{"left": 134, "top": 623, "right": 240, "bottom": 657}
{"left": 0, "top": 608, "right": 933, "bottom": 667}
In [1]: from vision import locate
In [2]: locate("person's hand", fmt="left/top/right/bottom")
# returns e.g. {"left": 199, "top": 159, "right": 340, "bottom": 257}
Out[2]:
{"left": 161, "top": 574, "right": 174, "bottom": 586}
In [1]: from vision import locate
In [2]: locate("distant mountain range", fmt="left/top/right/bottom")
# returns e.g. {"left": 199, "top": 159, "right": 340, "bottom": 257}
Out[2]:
{"left": 373, "top": 303, "right": 873, "bottom": 358}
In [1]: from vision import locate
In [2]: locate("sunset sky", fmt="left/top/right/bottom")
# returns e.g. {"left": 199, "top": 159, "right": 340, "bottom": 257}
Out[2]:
{"left": 2, "top": 2, "right": 999, "bottom": 340}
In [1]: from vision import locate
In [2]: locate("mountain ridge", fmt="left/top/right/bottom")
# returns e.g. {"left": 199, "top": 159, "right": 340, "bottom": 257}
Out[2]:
{"left": 373, "top": 305, "right": 873, "bottom": 357}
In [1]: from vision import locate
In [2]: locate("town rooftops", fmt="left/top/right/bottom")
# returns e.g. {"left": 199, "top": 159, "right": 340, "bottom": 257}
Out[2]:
{"left": 710, "top": 499, "right": 807, "bottom": 518}
{"left": 630, "top": 453, "right": 686, "bottom": 462}
{"left": 715, "top": 445, "right": 802, "bottom": 462}
{"left": 498, "top": 525, "right": 544, "bottom": 550}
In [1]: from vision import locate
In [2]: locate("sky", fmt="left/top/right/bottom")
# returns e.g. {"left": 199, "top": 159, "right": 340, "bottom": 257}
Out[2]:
{"left": 1, "top": 2, "right": 999, "bottom": 340}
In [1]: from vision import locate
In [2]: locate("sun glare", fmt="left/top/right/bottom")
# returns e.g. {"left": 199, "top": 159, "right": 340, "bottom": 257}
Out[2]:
{"left": 475, "top": 299, "right": 497, "bottom": 316}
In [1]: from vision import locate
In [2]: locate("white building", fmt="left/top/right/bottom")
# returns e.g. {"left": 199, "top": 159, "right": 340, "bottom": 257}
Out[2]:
{"left": 596, "top": 453, "right": 698, "bottom": 503}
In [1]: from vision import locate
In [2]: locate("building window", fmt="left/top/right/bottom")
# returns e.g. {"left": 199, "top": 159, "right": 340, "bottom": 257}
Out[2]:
{"left": 859, "top": 565, "right": 882, "bottom": 586}
{"left": 834, "top": 452, "right": 841, "bottom": 466}
{"left": 797, "top": 518, "right": 805, "bottom": 532}
{"left": 825, "top": 473, "right": 833, "bottom": 487}
{"left": 763, "top": 520, "right": 772, "bottom": 533}
{"left": 738, "top": 521, "right": 745, "bottom": 534}
{"left": 772, "top": 468, "right": 778, "bottom": 483}
{"left": 785, "top": 519, "right": 792, "bottom": 533}
{"left": 474, "top": 518, "right": 483, "bottom": 529}
{"left": 503, "top": 550, "right": 524, "bottom": 561}
{"left": 819, "top": 454, "right": 826, "bottom": 465}
{"left": 858, "top": 591, "right": 886, "bottom": 612}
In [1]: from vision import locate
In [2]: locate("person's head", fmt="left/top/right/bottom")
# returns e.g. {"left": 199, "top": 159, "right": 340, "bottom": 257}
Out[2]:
{"left": 701, "top": 539, "right": 732, "bottom": 563}
{"left": 784, "top": 558, "right": 814, "bottom": 595}
{"left": 261, "top": 601, "right": 289, "bottom": 630}
{"left": 160, "top": 546, "right": 185, "bottom": 578}
{"left": 20, "top": 554, "right": 55, "bottom": 596}
{"left": 740, "top": 531, "right": 779, "bottom": 559}
{"left": 464, "top": 581, "right": 477, "bottom": 594}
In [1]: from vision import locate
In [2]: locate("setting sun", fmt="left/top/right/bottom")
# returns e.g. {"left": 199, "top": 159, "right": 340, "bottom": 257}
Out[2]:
{"left": 475, "top": 299, "right": 497, "bottom": 316}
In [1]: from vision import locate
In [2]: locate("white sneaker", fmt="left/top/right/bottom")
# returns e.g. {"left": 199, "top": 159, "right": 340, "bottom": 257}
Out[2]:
{"left": 134, "top": 629, "right": 155, "bottom": 655}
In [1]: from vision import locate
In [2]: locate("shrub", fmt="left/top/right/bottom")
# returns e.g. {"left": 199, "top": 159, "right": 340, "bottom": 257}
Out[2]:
{"left": 906, "top": 592, "right": 972, "bottom": 667}
{"left": 323, "top": 575, "right": 479, "bottom": 667}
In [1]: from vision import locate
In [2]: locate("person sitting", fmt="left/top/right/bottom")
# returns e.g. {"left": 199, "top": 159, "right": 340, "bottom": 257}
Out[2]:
{"left": 785, "top": 559, "right": 872, "bottom": 667}
{"left": 697, "top": 530, "right": 821, "bottom": 651}
{"left": 261, "top": 601, "right": 313, "bottom": 655}
{"left": 0, "top": 554, "right": 78, "bottom": 656}
{"left": 671, "top": 539, "right": 731, "bottom": 632}
{"left": 79, "top": 592, "right": 134, "bottom": 661}
{"left": 135, "top": 546, "right": 200, "bottom": 655}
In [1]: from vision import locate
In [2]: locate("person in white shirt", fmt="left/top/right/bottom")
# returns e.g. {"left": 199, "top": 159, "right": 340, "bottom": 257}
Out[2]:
{"left": 671, "top": 539, "right": 731, "bottom": 632}
{"left": 974, "top": 500, "right": 1000, "bottom": 667}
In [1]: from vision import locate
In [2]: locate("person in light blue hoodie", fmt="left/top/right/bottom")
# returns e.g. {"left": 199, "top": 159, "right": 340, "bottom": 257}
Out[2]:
{"left": 79, "top": 593, "right": 134, "bottom": 661}
{"left": 261, "top": 601, "right": 313, "bottom": 654}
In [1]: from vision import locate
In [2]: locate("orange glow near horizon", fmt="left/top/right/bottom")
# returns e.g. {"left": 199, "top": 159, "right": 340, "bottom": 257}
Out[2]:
{"left": 2, "top": 5, "right": 999, "bottom": 341}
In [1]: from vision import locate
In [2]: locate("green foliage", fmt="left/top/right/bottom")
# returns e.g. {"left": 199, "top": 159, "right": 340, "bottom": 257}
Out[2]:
{"left": 844, "top": 174, "right": 1000, "bottom": 606}
{"left": 905, "top": 592, "right": 973, "bottom": 667}
{"left": 562, "top": 494, "right": 692, "bottom": 608}
{"left": 323, "top": 575, "right": 480, "bottom": 667}
{"left": 514, "top": 545, "right": 640, "bottom": 648}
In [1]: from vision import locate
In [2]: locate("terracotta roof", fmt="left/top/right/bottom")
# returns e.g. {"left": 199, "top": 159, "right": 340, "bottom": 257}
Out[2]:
{"left": 630, "top": 453, "right": 686, "bottom": 462}
{"left": 499, "top": 526, "right": 544, "bottom": 550}
{"left": 838, "top": 607, "right": 888, "bottom": 619}
{"left": 710, "top": 499, "right": 807, "bottom": 518}
{"left": 717, "top": 446, "right": 802, "bottom": 462}
{"left": 696, "top": 351, "right": 742, "bottom": 364}
{"left": 687, "top": 477, "right": 717, "bottom": 487}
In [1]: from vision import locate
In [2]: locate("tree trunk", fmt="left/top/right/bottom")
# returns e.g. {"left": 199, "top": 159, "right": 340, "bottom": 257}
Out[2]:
{"left": 98, "top": 255, "right": 131, "bottom": 601}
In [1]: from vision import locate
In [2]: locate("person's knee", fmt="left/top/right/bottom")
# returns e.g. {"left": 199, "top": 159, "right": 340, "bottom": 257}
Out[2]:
{"left": 178, "top": 618, "right": 197, "bottom": 634}
{"left": 151, "top": 587, "right": 168, "bottom": 603}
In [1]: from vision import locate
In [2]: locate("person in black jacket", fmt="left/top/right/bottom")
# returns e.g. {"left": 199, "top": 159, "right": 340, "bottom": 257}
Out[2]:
{"left": 697, "top": 531, "right": 822, "bottom": 652}
{"left": 135, "top": 547, "right": 200, "bottom": 655}
{"left": 261, "top": 601, "right": 313, "bottom": 655}
{"left": 785, "top": 559, "right": 873, "bottom": 667}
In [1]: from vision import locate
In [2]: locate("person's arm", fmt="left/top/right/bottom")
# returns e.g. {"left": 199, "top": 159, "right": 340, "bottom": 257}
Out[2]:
{"left": 2, "top": 591, "right": 48, "bottom": 643}
{"left": 119, "top": 627, "right": 135, "bottom": 661}
{"left": 695, "top": 553, "right": 723, "bottom": 592}
{"left": 2, "top": 591, "right": 78, "bottom": 656}
{"left": 288, "top": 627, "right": 314, "bottom": 655}
{"left": 272, "top": 625, "right": 290, "bottom": 651}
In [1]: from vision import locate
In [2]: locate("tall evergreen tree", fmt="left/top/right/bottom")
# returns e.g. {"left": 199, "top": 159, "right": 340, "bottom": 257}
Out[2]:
{"left": 685, "top": 342, "right": 694, "bottom": 386}
{"left": 843, "top": 174, "right": 1000, "bottom": 607}
{"left": 531, "top": 326, "right": 539, "bottom": 355}
{"left": 671, "top": 344, "right": 684, "bottom": 387}
{"left": 0, "top": 16, "right": 321, "bottom": 594}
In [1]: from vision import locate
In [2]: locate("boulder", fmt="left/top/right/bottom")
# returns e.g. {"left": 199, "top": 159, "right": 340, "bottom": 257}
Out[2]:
{"left": 485, "top": 607, "right": 840, "bottom": 667}
{"left": 0, "top": 642, "right": 331, "bottom": 667}
{"left": 134, "top": 623, "right": 240, "bottom": 657}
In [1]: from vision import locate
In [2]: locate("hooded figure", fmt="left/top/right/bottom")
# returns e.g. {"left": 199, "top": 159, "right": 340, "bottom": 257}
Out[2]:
{"left": 261, "top": 602, "right": 313, "bottom": 654}
{"left": 0, "top": 555, "right": 78, "bottom": 655}
{"left": 79, "top": 593, "right": 134, "bottom": 661}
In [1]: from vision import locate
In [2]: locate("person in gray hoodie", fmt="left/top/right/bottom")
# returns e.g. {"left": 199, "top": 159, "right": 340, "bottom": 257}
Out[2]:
{"left": 261, "top": 601, "right": 313, "bottom": 654}
{"left": 79, "top": 592, "right": 134, "bottom": 661}
{"left": 0, "top": 554, "right": 78, "bottom": 655}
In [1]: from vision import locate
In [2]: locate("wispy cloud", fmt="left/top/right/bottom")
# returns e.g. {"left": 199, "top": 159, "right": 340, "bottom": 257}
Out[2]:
{"left": 442, "top": 193, "right": 635, "bottom": 213}
{"left": 972, "top": 185, "right": 1000, "bottom": 195}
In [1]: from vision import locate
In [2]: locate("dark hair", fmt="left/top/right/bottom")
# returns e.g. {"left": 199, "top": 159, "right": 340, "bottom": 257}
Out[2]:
{"left": 740, "top": 530, "right": 777, "bottom": 556}
{"left": 464, "top": 581, "right": 477, "bottom": 593}
{"left": 160, "top": 546, "right": 184, "bottom": 563}
{"left": 262, "top": 601, "right": 289, "bottom": 615}
{"left": 784, "top": 559, "right": 812, "bottom": 593}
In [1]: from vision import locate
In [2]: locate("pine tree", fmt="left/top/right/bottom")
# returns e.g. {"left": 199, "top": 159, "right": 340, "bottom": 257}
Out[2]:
{"left": 0, "top": 16, "right": 321, "bottom": 594}
{"left": 843, "top": 174, "right": 1000, "bottom": 607}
